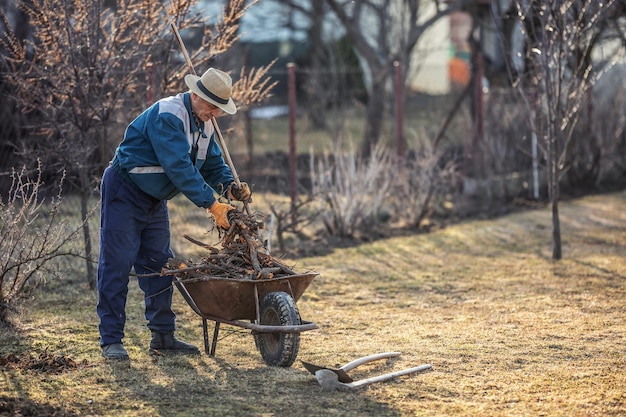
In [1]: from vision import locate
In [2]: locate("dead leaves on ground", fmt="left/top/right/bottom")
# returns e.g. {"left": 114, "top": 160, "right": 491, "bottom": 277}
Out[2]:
{"left": 0, "top": 351, "right": 91, "bottom": 374}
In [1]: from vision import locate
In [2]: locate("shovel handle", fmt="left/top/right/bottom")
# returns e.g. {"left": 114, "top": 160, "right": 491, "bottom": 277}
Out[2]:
{"left": 211, "top": 117, "right": 250, "bottom": 214}
{"left": 340, "top": 352, "right": 401, "bottom": 372}
{"left": 348, "top": 364, "right": 432, "bottom": 389}
{"left": 171, "top": 22, "right": 250, "bottom": 214}
{"left": 171, "top": 22, "right": 196, "bottom": 76}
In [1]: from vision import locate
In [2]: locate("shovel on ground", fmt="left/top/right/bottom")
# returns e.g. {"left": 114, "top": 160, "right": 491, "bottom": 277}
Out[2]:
{"left": 301, "top": 352, "right": 432, "bottom": 391}
{"left": 302, "top": 352, "right": 401, "bottom": 383}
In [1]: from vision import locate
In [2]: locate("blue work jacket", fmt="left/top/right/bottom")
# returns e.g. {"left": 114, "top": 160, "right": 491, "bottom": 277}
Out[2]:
{"left": 113, "top": 92, "right": 234, "bottom": 208}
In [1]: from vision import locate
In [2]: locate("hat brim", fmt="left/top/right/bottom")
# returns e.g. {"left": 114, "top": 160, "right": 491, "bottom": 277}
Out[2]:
{"left": 185, "top": 74, "right": 237, "bottom": 115}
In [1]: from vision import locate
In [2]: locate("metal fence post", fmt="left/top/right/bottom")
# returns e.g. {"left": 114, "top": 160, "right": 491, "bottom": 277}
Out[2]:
{"left": 394, "top": 61, "right": 405, "bottom": 162}
{"left": 287, "top": 62, "right": 297, "bottom": 226}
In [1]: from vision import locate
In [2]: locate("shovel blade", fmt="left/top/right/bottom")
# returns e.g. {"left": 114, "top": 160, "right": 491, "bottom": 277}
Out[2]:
{"left": 301, "top": 360, "right": 353, "bottom": 383}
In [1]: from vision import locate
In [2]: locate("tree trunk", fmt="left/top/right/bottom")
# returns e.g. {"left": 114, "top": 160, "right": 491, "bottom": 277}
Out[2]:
{"left": 361, "top": 71, "right": 387, "bottom": 157}
{"left": 306, "top": 0, "right": 328, "bottom": 129}
{"left": 78, "top": 165, "right": 95, "bottom": 288}
{"left": 0, "top": 288, "right": 6, "bottom": 323}
{"left": 552, "top": 196, "right": 562, "bottom": 260}
{"left": 548, "top": 126, "right": 562, "bottom": 260}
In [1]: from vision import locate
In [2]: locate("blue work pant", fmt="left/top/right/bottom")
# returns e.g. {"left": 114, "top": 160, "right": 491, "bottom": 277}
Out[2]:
{"left": 97, "top": 166, "right": 176, "bottom": 347}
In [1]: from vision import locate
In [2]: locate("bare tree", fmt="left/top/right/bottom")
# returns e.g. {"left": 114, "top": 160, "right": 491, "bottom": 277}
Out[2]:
{"left": 279, "top": 0, "right": 366, "bottom": 131}
{"left": 0, "top": 1, "right": 32, "bottom": 161}
{"left": 513, "top": 0, "right": 623, "bottom": 259}
{"left": 1, "top": 0, "right": 275, "bottom": 287}
{"left": 322, "top": 0, "right": 462, "bottom": 155}
{"left": 273, "top": 0, "right": 462, "bottom": 154}
{"left": 1, "top": 0, "right": 194, "bottom": 287}
{"left": 0, "top": 162, "right": 83, "bottom": 324}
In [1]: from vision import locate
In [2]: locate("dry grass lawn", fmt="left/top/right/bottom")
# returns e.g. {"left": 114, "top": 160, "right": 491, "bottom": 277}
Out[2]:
{"left": 1, "top": 191, "right": 625, "bottom": 416}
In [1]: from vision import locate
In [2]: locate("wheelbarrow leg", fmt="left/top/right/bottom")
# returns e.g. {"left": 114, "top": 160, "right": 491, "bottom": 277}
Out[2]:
{"left": 202, "top": 317, "right": 220, "bottom": 356}
{"left": 202, "top": 318, "right": 210, "bottom": 355}
{"left": 210, "top": 322, "right": 220, "bottom": 356}
{"left": 202, "top": 318, "right": 221, "bottom": 356}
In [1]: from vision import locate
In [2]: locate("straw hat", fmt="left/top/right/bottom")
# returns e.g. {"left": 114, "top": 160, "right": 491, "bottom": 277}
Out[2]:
{"left": 185, "top": 68, "right": 237, "bottom": 115}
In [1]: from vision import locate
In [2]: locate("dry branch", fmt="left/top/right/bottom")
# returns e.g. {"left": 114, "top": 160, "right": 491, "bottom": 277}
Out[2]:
{"left": 163, "top": 209, "right": 297, "bottom": 281}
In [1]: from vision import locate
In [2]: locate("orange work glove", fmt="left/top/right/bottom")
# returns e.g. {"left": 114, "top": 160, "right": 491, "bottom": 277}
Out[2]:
{"left": 207, "top": 201, "right": 235, "bottom": 229}
{"left": 227, "top": 182, "right": 252, "bottom": 202}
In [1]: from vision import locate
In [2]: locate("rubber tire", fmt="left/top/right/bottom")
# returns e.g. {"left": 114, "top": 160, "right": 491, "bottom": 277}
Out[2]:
{"left": 254, "top": 291, "right": 301, "bottom": 367}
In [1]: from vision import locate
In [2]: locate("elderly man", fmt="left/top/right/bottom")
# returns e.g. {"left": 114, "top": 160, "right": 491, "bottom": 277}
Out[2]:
{"left": 97, "top": 68, "right": 251, "bottom": 360}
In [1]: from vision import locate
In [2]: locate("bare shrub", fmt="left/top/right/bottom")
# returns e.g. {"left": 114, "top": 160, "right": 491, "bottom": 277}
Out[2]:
{"left": 394, "top": 131, "right": 459, "bottom": 228}
{"left": 513, "top": 0, "right": 622, "bottom": 259}
{"left": 0, "top": 162, "right": 82, "bottom": 323}
{"left": 1, "top": 0, "right": 274, "bottom": 288}
{"left": 310, "top": 141, "right": 394, "bottom": 238}
{"left": 266, "top": 193, "right": 318, "bottom": 254}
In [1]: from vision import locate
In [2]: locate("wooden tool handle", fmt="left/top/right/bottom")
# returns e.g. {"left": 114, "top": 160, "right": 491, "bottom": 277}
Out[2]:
{"left": 171, "top": 22, "right": 250, "bottom": 214}
{"left": 171, "top": 22, "right": 196, "bottom": 76}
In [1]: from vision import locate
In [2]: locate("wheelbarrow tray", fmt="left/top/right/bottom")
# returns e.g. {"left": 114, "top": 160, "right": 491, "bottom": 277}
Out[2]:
{"left": 175, "top": 272, "right": 318, "bottom": 322}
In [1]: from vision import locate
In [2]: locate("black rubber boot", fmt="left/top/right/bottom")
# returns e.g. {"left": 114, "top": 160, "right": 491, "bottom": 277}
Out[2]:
{"left": 101, "top": 343, "right": 129, "bottom": 360}
{"left": 149, "top": 332, "right": 200, "bottom": 355}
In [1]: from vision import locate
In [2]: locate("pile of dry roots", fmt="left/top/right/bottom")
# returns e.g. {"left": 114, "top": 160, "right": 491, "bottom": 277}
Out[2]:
{"left": 163, "top": 210, "right": 296, "bottom": 281}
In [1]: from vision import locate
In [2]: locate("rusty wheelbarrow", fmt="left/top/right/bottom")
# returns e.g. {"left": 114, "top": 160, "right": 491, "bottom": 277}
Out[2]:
{"left": 173, "top": 272, "right": 318, "bottom": 367}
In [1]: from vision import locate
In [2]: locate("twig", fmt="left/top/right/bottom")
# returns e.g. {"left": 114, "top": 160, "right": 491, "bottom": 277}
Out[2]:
{"left": 183, "top": 234, "right": 219, "bottom": 254}
{"left": 172, "top": 209, "right": 298, "bottom": 281}
{"left": 161, "top": 264, "right": 227, "bottom": 276}
{"left": 258, "top": 253, "right": 296, "bottom": 275}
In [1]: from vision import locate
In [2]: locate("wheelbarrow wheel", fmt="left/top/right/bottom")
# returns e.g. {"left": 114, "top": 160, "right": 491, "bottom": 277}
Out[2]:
{"left": 254, "top": 291, "right": 301, "bottom": 367}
